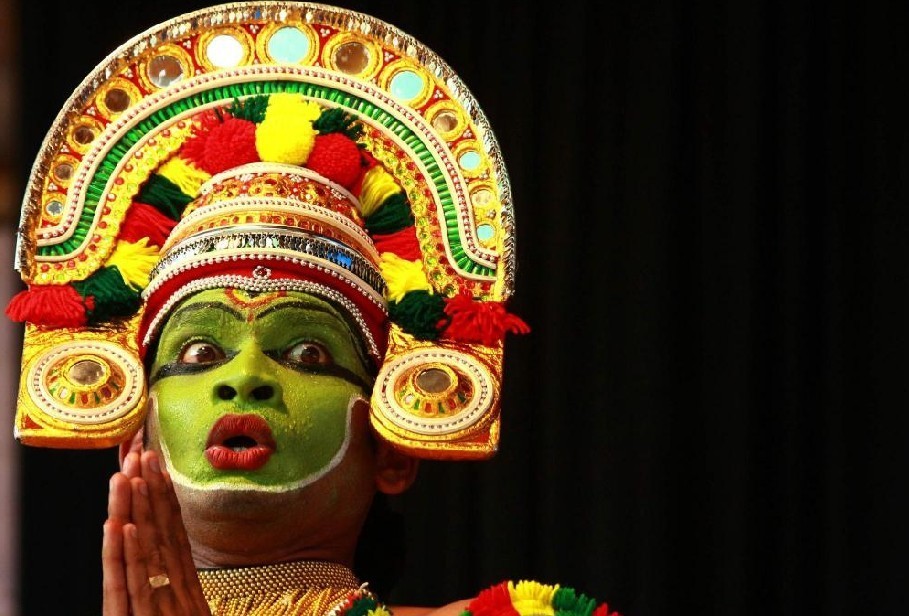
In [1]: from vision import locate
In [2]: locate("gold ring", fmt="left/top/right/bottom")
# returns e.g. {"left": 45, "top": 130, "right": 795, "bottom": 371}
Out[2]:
{"left": 148, "top": 573, "right": 170, "bottom": 589}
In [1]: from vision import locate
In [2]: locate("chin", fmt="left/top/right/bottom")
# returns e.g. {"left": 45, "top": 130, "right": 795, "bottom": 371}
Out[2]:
{"left": 178, "top": 481, "right": 312, "bottom": 521}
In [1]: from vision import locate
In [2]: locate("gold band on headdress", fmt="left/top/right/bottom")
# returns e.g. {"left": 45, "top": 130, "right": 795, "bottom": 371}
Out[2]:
{"left": 7, "top": 2, "right": 526, "bottom": 458}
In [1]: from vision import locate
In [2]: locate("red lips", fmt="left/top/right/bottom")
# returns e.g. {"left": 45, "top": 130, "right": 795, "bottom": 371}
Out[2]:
{"left": 205, "top": 414, "right": 277, "bottom": 471}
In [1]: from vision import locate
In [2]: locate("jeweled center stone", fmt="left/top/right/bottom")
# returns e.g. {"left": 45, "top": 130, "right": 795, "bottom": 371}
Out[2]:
{"left": 53, "top": 163, "right": 73, "bottom": 182}
{"left": 207, "top": 34, "right": 245, "bottom": 67}
{"left": 104, "top": 88, "right": 131, "bottom": 112}
{"left": 415, "top": 368, "right": 452, "bottom": 394}
{"left": 69, "top": 359, "right": 105, "bottom": 386}
{"left": 148, "top": 55, "right": 184, "bottom": 87}
{"left": 334, "top": 41, "right": 369, "bottom": 74}
{"left": 73, "top": 126, "right": 95, "bottom": 145}
{"left": 432, "top": 110, "right": 458, "bottom": 133}
{"left": 45, "top": 200, "right": 64, "bottom": 216}
{"left": 268, "top": 26, "right": 310, "bottom": 63}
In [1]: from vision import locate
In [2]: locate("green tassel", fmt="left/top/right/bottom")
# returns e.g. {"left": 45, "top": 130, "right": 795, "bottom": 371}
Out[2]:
{"left": 553, "top": 587, "right": 598, "bottom": 616}
{"left": 364, "top": 193, "right": 414, "bottom": 234}
{"left": 72, "top": 266, "right": 141, "bottom": 323}
{"left": 313, "top": 107, "right": 362, "bottom": 140}
{"left": 228, "top": 95, "right": 269, "bottom": 123}
{"left": 137, "top": 174, "right": 193, "bottom": 219}
{"left": 388, "top": 291, "right": 446, "bottom": 340}
{"left": 342, "top": 597, "right": 379, "bottom": 616}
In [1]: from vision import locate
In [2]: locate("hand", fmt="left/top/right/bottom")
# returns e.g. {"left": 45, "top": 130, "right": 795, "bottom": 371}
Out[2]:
{"left": 102, "top": 437, "right": 211, "bottom": 615}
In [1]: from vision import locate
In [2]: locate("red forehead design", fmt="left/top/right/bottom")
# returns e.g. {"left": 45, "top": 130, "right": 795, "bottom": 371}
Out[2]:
{"left": 223, "top": 289, "right": 288, "bottom": 316}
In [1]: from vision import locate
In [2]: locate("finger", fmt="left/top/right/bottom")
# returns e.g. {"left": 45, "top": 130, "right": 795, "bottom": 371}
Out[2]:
{"left": 122, "top": 451, "right": 141, "bottom": 480}
{"left": 108, "top": 473, "right": 132, "bottom": 524}
{"left": 130, "top": 476, "right": 168, "bottom": 584}
{"left": 123, "top": 523, "right": 154, "bottom": 616}
{"left": 162, "top": 469, "right": 211, "bottom": 613}
{"left": 101, "top": 520, "right": 129, "bottom": 616}
{"left": 142, "top": 451, "right": 205, "bottom": 611}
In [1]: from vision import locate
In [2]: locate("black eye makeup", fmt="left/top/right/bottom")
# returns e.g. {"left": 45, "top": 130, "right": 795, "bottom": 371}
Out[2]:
{"left": 150, "top": 339, "right": 234, "bottom": 383}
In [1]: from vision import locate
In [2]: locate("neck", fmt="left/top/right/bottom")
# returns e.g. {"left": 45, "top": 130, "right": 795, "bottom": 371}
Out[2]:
{"left": 177, "top": 487, "right": 363, "bottom": 568}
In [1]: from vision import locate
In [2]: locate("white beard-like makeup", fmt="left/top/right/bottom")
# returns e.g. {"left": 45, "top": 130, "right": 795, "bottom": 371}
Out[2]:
{"left": 149, "top": 393, "right": 363, "bottom": 494}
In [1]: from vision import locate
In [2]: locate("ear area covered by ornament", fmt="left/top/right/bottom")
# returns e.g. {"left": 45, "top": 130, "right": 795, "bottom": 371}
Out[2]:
{"left": 6, "top": 2, "right": 527, "bottom": 458}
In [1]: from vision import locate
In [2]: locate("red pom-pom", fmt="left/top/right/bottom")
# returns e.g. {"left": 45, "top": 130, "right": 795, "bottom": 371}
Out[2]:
{"left": 372, "top": 226, "right": 421, "bottom": 260}
{"left": 439, "top": 292, "right": 531, "bottom": 346}
{"left": 5, "top": 285, "right": 89, "bottom": 327}
{"left": 118, "top": 201, "right": 177, "bottom": 247}
{"left": 348, "top": 149, "right": 379, "bottom": 197}
{"left": 307, "top": 133, "right": 364, "bottom": 189}
{"left": 593, "top": 603, "right": 622, "bottom": 616}
{"left": 180, "top": 116, "right": 259, "bottom": 174}
{"left": 465, "top": 581, "right": 518, "bottom": 616}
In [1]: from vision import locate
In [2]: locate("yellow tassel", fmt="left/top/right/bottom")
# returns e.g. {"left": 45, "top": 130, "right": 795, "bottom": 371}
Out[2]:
{"left": 256, "top": 94, "right": 321, "bottom": 165}
{"left": 157, "top": 157, "right": 211, "bottom": 196}
{"left": 359, "top": 166, "right": 402, "bottom": 217}
{"left": 379, "top": 253, "right": 432, "bottom": 302}
{"left": 508, "top": 580, "right": 559, "bottom": 616}
{"left": 106, "top": 238, "right": 159, "bottom": 290}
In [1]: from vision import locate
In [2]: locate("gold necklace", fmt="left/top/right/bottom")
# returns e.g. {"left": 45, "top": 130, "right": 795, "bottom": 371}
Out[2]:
{"left": 198, "top": 560, "right": 367, "bottom": 616}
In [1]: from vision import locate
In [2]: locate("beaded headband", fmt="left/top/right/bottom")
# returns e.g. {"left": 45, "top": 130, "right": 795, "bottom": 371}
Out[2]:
{"left": 7, "top": 2, "right": 528, "bottom": 459}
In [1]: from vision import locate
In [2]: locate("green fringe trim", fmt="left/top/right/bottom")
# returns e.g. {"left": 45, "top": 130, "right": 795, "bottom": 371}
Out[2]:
{"left": 364, "top": 193, "right": 414, "bottom": 234}
{"left": 228, "top": 95, "right": 269, "bottom": 123}
{"left": 553, "top": 587, "right": 599, "bottom": 616}
{"left": 71, "top": 266, "right": 141, "bottom": 324}
{"left": 388, "top": 291, "right": 446, "bottom": 340}
{"left": 137, "top": 174, "right": 193, "bottom": 220}
{"left": 341, "top": 596, "right": 379, "bottom": 616}
{"left": 313, "top": 107, "right": 362, "bottom": 140}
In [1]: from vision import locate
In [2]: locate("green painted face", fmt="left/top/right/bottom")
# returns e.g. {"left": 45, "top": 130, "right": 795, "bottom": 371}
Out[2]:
{"left": 147, "top": 288, "right": 373, "bottom": 492}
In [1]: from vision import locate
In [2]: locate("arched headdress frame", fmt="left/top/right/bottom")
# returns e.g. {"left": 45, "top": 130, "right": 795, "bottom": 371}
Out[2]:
{"left": 9, "top": 2, "right": 525, "bottom": 459}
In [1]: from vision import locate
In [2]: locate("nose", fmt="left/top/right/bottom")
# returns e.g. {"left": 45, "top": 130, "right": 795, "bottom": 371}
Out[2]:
{"left": 212, "top": 345, "right": 283, "bottom": 407}
{"left": 216, "top": 382, "right": 277, "bottom": 402}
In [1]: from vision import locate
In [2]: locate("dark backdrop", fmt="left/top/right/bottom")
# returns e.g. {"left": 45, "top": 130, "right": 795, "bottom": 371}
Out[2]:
{"left": 13, "top": 1, "right": 908, "bottom": 614}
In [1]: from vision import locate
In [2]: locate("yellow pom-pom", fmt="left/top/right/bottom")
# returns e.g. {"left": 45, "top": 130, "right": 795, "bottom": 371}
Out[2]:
{"left": 359, "top": 165, "right": 402, "bottom": 217}
{"left": 508, "top": 580, "right": 559, "bottom": 616}
{"left": 255, "top": 94, "right": 321, "bottom": 165}
{"left": 106, "top": 238, "right": 159, "bottom": 290}
{"left": 379, "top": 253, "right": 432, "bottom": 302}
{"left": 157, "top": 156, "right": 211, "bottom": 196}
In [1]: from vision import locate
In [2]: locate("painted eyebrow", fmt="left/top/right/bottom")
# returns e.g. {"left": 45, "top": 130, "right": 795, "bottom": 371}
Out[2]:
{"left": 256, "top": 301, "right": 339, "bottom": 321}
{"left": 168, "top": 301, "right": 244, "bottom": 324}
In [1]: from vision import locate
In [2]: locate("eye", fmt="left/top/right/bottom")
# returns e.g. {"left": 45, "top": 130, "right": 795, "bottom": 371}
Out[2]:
{"left": 283, "top": 341, "right": 333, "bottom": 366}
{"left": 179, "top": 341, "right": 226, "bottom": 364}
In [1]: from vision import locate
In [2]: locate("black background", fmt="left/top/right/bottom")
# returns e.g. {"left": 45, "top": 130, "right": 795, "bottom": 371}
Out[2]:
{"left": 13, "top": 1, "right": 909, "bottom": 614}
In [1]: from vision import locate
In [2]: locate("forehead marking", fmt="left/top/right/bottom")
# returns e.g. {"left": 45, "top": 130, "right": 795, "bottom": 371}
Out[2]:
{"left": 224, "top": 288, "right": 287, "bottom": 310}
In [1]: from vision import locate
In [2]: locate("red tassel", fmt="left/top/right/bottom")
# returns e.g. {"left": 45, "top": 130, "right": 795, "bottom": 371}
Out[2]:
{"left": 464, "top": 581, "right": 517, "bottom": 616}
{"left": 439, "top": 292, "right": 530, "bottom": 346}
{"left": 372, "top": 226, "right": 421, "bottom": 260}
{"left": 5, "top": 284, "right": 89, "bottom": 327}
{"left": 118, "top": 201, "right": 178, "bottom": 246}
{"left": 593, "top": 603, "right": 622, "bottom": 616}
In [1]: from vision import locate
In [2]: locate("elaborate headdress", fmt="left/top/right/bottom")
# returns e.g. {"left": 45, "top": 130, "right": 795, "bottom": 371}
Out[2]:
{"left": 7, "top": 2, "right": 527, "bottom": 459}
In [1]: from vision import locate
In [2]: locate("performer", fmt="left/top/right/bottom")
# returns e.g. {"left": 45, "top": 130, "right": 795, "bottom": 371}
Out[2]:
{"left": 7, "top": 3, "right": 617, "bottom": 614}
